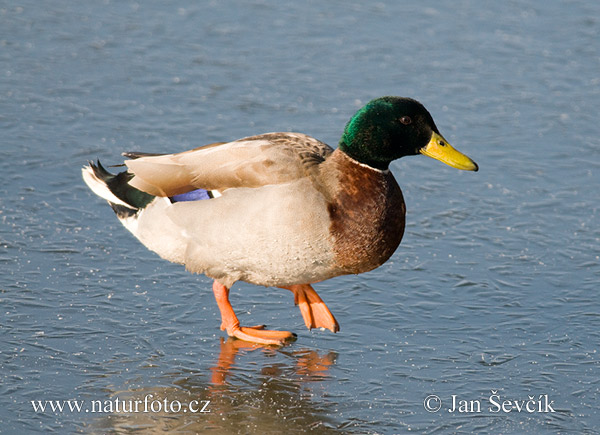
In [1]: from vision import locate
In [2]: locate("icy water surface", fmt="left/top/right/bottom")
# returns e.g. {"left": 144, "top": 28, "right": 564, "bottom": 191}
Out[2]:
{"left": 1, "top": 1, "right": 599, "bottom": 433}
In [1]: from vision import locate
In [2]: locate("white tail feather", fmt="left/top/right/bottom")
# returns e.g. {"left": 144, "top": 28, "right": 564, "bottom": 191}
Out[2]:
{"left": 81, "top": 165, "right": 135, "bottom": 209}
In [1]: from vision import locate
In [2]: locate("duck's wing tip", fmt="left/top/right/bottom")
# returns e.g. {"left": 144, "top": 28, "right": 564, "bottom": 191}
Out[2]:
{"left": 122, "top": 151, "right": 166, "bottom": 160}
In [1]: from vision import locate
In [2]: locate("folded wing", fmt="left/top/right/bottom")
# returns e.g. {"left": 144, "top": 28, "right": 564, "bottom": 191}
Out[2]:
{"left": 125, "top": 133, "right": 333, "bottom": 197}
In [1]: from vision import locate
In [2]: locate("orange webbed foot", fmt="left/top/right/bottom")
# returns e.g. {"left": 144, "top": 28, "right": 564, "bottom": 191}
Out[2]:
{"left": 282, "top": 284, "right": 340, "bottom": 333}
{"left": 229, "top": 325, "right": 296, "bottom": 346}
{"left": 212, "top": 280, "right": 296, "bottom": 346}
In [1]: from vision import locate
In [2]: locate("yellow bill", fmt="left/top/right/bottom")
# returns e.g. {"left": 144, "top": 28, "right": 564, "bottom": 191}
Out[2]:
{"left": 420, "top": 132, "right": 478, "bottom": 171}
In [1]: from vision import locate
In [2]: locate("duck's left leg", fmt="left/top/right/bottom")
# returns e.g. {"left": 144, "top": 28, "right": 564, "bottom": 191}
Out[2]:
{"left": 212, "top": 280, "right": 296, "bottom": 346}
{"left": 280, "top": 284, "right": 340, "bottom": 333}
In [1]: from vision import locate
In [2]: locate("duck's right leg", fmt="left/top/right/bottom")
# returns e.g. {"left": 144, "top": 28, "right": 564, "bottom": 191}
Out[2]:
{"left": 212, "top": 280, "right": 296, "bottom": 346}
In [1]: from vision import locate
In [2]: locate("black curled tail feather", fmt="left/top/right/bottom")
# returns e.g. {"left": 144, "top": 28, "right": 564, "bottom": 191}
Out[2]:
{"left": 83, "top": 160, "right": 155, "bottom": 218}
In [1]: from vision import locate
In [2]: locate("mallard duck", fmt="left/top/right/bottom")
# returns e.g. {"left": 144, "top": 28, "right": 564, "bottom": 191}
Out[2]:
{"left": 82, "top": 97, "right": 478, "bottom": 345}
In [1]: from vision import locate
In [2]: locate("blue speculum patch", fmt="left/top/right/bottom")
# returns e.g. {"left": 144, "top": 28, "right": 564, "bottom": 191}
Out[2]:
{"left": 170, "top": 189, "right": 211, "bottom": 202}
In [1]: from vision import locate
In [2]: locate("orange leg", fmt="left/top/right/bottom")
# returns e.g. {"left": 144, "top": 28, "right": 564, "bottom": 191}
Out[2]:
{"left": 280, "top": 284, "right": 340, "bottom": 333}
{"left": 212, "top": 280, "right": 296, "bottom": 346}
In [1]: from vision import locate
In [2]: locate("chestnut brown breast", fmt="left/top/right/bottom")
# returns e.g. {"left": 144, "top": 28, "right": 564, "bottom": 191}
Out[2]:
{"left": 324, "top": 151, "right": 406, "bottom": 275}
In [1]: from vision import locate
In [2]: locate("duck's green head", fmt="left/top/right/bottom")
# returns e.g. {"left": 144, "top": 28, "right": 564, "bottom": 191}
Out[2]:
{"left": 339, "top": 96, "right": 478, "bottom": 171}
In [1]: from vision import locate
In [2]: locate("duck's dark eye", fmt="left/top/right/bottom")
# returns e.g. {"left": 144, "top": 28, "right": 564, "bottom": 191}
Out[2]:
{"left": 399, "top": 116, "right": 412, "bottom": 125}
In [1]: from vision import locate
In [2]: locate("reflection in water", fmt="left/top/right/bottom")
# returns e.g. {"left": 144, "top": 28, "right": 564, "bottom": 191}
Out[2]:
{"left": 211, "top": 338, "right": 336, "bottom": 384}
{"left": 89, "top": 339, "right": 343, "bottom": 434}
